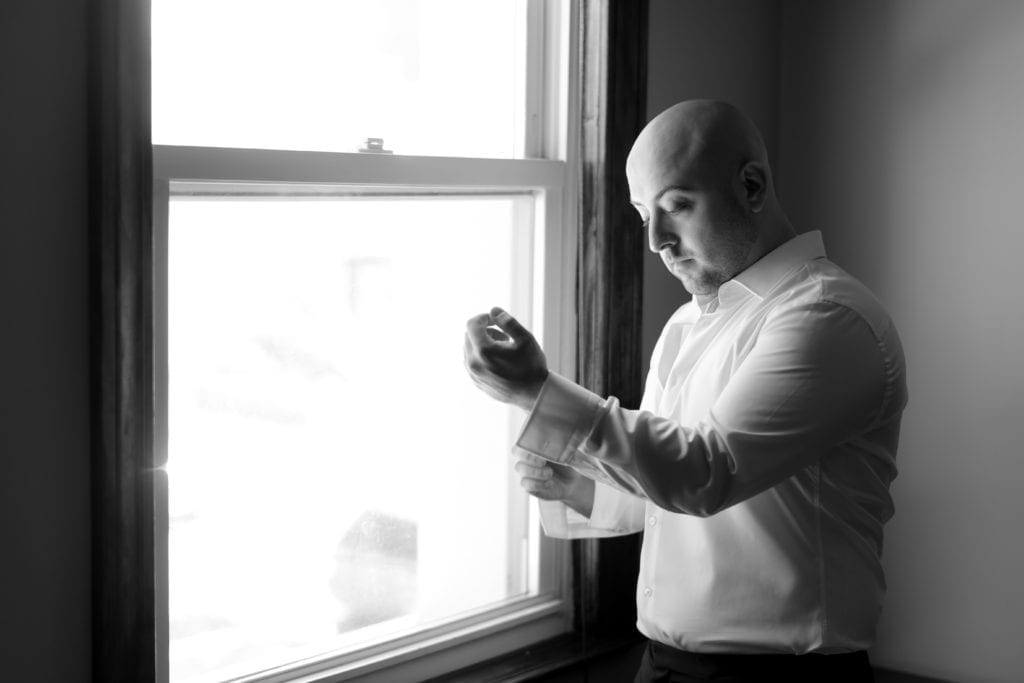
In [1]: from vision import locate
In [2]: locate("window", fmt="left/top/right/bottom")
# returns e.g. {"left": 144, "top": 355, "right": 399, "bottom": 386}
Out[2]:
{"left": 151, "top": 1, "right": 578, "bottom": 681}
{"left": 92, "top": 2, "right": 648, "bottom": 680}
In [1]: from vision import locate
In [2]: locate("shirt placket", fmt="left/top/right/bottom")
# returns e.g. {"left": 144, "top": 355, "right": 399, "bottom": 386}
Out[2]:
{"left": 658, "top": 311, "right": 724, "bottom": 417}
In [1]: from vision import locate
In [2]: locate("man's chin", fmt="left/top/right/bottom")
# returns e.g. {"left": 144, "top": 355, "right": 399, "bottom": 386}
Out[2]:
{"left": 675, "top": 274, "right": 716, "bottom": 297}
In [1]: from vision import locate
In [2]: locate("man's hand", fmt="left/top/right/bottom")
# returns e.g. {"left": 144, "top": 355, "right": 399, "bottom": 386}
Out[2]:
{"left": 513, "top": 451, "right": 595, "bottom": 518}
{"left": 464, "top": 307, "right": 549, "bottom": 411}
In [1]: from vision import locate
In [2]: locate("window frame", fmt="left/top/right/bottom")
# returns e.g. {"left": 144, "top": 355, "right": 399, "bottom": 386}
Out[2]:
{"left": 149, "top": 2, "right": 578, "bottom": 681}
{"left": 89, "top": 0, "right": 157, "bottom": 681}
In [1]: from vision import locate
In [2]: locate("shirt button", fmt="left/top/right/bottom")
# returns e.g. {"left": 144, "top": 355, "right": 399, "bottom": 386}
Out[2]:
{"left": 643, "top": 587, "right": 653, "bottom": 597}
{"left": 648, "top": 515, "right": 658, "bottom": 527}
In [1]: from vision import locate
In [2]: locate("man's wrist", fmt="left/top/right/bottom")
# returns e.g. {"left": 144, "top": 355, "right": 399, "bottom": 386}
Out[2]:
{"left": 514, "top": 369, "right": 550, "bottom": 412}
{"left": 563, "top": 476, "right": 595, "bottom": 519}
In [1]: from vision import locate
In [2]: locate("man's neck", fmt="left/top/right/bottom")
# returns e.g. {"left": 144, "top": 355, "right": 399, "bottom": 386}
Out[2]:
{"left": 743, "top": 214, "right": 797, "bottom": 273}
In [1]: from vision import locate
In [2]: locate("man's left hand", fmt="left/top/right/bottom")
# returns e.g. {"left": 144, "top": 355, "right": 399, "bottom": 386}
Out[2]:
{"left": 464, "top": 307, "right": 549, "bottom": 411}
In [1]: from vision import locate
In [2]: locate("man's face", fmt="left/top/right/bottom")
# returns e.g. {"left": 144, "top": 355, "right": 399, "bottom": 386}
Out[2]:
{"left": 627, "top": 145, "right": 757, "bottom": 297}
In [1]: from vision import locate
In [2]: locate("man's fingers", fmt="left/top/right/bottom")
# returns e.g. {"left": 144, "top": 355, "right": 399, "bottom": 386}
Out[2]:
{"left": 486, "top": 327, "right": 510, "bottom": 342}
{"left": 521, "top": 478, "right": 557, "bottom": 497}
{"left": 465, "top": 313, "right": 494, "bottom": 346}
{"left": 467, "top": 308, "right": 531, "bottom": 354}
{"left": 514, "top": 460, "right": 553, "bottom": 480}
{"left": 513, "top": 450, "right": 548, "bottom": 467}
{"left": 466, "top": 312, "right": 517, "bottom": 354}
{"left": 464, "top": 333, "right": 491, "bottom": 379}
{"left": 463, "top": 333, "right": 477, "bottom": 368}
{"left": 490, "top": 307, "right": 531, "bottom": 343}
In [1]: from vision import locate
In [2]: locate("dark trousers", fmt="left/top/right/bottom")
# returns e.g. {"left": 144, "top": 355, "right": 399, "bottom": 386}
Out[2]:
{"left": 634, "top": 639, "right": 875, "bottom": 683}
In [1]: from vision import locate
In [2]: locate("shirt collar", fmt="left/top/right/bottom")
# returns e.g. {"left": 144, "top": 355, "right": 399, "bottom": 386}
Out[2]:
{"left": 717, "top": 231, "right": 826, "bottom": 308}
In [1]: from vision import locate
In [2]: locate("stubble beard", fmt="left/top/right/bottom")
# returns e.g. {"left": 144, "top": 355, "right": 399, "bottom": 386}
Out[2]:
{"left": 678, "top": 216, "right": 758, "bottom": 296}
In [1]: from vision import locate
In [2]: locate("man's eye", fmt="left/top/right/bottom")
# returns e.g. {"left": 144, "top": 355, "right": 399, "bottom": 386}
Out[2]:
{"left": 667, "top": 202, "right": 691, "bottom": 214}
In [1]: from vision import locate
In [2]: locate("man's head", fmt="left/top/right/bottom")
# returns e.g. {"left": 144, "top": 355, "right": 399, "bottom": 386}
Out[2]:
{"left": 626, "top": 100, "right": 791, "bottom": 297}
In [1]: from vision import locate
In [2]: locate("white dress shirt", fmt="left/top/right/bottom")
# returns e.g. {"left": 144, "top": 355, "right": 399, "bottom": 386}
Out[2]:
{"left": 515, "top": 231, "right": 907, "bottom": 654}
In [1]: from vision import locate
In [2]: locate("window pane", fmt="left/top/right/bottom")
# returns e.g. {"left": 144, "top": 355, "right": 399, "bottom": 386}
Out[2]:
{"left": 167, "top": 193, "right": 535, "bottom": 681}
{"left": 152, "top": 0, "right": 526, "bottom": 158}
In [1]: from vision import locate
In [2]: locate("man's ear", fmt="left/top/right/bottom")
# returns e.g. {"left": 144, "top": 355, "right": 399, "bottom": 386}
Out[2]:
{"left": 739, "top": 161, "right": 768, "bottom": 213}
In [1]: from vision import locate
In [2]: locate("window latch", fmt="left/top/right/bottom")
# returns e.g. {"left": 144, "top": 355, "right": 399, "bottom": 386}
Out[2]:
{"left": 358, "top": 137, "right": 393, "bottom": 154}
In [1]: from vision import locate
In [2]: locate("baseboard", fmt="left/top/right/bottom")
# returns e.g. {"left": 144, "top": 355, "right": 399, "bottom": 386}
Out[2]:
{"left": 874, "top": 668, "right": 956, "bottom": 683}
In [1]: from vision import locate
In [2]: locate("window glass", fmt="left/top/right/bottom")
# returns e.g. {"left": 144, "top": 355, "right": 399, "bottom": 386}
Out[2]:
{"left": 152, "top": 0, "right": 526, "bottom": 157}
{"left": 167, "top": 194, "right": 534, "bottom": 681}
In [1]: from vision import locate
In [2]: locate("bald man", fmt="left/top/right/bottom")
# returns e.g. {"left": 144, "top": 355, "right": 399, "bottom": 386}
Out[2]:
{"left": 465, "top": 100, "right": 906, "bottom": 682}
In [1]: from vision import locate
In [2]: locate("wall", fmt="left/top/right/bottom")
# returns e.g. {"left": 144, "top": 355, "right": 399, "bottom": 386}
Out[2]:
{"left": 0, "top": 1, "right": 93, "bottom": 680}
{"left": 779, "top": 2, "right": 1024, "bottom": 681}
{"left": 642, "top": 0, "right": 782, "bottom": 372}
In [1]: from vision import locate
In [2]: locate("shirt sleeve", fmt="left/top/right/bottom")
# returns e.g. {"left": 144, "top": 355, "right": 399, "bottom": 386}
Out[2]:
{"left": 516, "top": 301, "right": 895, "bottom": 517}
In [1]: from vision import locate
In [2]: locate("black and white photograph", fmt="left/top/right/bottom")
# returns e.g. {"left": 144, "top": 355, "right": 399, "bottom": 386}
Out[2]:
{"left": 2, "top": 2, "right": 1021, "bottom": 682}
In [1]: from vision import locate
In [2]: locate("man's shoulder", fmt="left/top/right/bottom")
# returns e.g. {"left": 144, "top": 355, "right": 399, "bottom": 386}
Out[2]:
{"left": 771, "top": 258, "right": 898, "bottom": 339}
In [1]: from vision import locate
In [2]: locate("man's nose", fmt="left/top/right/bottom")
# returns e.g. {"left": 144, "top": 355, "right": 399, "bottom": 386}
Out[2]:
{"left": 647, "top": 212, "right": 676, "bottom": 254}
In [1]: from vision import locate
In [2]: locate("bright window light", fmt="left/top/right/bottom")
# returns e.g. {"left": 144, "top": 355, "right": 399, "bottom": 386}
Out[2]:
{"left": 152, "top": 0, "right": 526, "bottom": 157}
{"left": 167, "top": 193, "right": 537, "bottom": 682}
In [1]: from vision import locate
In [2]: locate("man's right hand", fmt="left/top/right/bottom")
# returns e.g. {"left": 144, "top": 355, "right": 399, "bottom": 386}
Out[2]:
{"left": 513, "top": 451, "right": 595, "bottom": 518}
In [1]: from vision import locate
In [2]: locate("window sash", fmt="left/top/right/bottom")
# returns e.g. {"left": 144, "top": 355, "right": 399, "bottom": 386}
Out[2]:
{"left": 152, "top": 145, "right": 575, "bottom": 461}
{"left": 153, "top": 145, "right": 576, "bottom": 681}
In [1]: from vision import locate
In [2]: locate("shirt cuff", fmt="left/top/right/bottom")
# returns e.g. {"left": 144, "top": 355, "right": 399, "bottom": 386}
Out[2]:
{"left": 537, "top": 483, "right": 645, "bottom": 539}
{"left": 515, "top": 372, "right": 605, "bottom": 465}
{"left": 589, "top": 480, "right": 642, "bottom": 531}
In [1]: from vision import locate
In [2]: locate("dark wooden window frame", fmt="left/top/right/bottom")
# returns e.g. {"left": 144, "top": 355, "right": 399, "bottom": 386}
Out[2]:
{"left": 574, "top": 0, "right": 649, "bottom": 646}
{"left": 89, "top": 0, "right": 155, "bottom": 682}
{"left": 90, "top": 0, "right": 647, "bottom": 680}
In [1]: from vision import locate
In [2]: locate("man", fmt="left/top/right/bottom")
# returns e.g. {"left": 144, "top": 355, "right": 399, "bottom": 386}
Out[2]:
{"left": 464, "top": 100, "right": 907, "bottom": 682}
